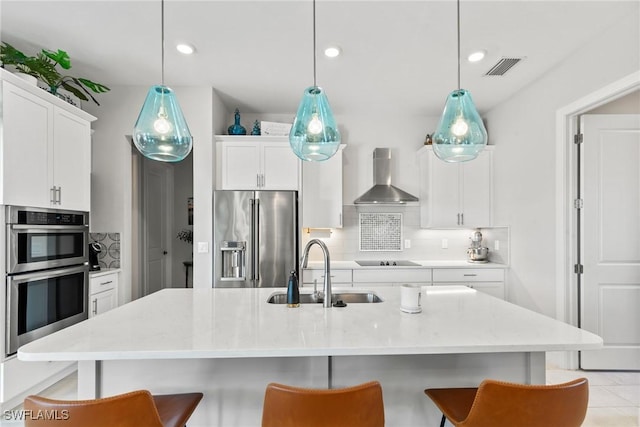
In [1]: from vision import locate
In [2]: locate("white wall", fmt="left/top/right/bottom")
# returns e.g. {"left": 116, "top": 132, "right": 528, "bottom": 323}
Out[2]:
{"left": 86, "top": 85, "right": 213, "bottom": 301}
{"left": 171, "top": 152, "right": 193, "bottom": 288}
{"left": 485, "top": 12, "right": 639, "bottom": 317}
{"left": 191, "top": 88, "right": 226, "bottom": 289}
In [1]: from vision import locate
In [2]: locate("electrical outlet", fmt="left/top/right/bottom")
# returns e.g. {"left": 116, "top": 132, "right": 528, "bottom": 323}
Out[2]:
{"left": 404, "top": 239, "right": 411, "bottom": 249}
{"left": 441, "top": 239, "right": 448, "bottom": 249}
{"left": 197, "top": 242, "right": 209, "bottom": 253}
{"left": 494, "top": 240, "right": 500, "bottom": 251}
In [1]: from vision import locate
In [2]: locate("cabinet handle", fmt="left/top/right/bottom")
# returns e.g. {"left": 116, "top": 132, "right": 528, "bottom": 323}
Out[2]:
{"left": 463, "top": 274, "right": 477, "bottom": 277}
{"left": 50, "top": 186, "right": 57, "bottom": 204}
{"left": 92, "top": 298, "right": 97, "bottom": 315}
{"left": 457, "top": 213, "right": 460, "bottom": 225}
{"left": 100, "top": 280, "right": 113, "bottom": 286}
{"left": 460, "top": 213, "right": 464, "bottom": 225}
{"left": 339, "top": 213, "right": 342, "bottom": 227}
{"left": 257, "top": 174, "right": 260, "bottom": 187}
{"left": 57, "top": 187, "right": 62, "bottom": 205}
{"left": 261, "top": 174, "right": 265, "bottom": 187}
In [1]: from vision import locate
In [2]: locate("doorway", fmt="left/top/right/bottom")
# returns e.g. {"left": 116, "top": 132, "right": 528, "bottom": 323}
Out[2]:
{"left": 579, "top": 113, "right": 640, "bottom": 370}
{"left": 130, "top": 142, "right": 194, "bottom": 298}
{"left": 555, "top": 73, "right": 640, "bottom": 370}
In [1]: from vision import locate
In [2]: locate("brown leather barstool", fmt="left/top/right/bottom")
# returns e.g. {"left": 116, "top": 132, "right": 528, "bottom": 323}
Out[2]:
{"left": 24, "top": 389, "right": 203, "bottom": 427}
{"left": 262, "top": 381, "right": 385, "bottom": 427}
{"left": 424, "top": 377, "right": 589, "bottom": 427}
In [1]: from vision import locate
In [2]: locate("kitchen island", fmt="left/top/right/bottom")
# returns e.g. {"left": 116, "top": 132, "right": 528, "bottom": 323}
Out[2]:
{"left": 19, "top": 286, "right": 601, "bottom": 426}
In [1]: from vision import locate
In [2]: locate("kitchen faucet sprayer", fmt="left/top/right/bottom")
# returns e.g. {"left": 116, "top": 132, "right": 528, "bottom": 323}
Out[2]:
{"left": 300, "top": 239, "right": 332, "bottom": 308}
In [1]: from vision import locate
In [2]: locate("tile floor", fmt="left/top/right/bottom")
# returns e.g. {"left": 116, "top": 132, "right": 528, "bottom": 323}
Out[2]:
{"left": 13, "top": 369, "right": 640, "bottom": 426}
{"left": 546, "top": 369, "right": 639, "bottom": 427}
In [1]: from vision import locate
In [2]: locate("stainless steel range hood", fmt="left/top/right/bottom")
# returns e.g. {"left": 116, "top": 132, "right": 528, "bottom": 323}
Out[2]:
{"left": 354, "top": 148, "right": 418, "bottom": 204}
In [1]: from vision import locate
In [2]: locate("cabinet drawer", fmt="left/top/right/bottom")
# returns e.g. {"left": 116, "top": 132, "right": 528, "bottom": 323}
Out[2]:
{"left": 302, "top": 269, "right": 352, "bottom": 284}
{"left": 352, "top": 269, "right": 431, "bottom": 284}
{"left": 432, "top": 268, "right": 503, "bottom": 282}
{"left": 89, "top": 272, "right": 118, "bottom": 294}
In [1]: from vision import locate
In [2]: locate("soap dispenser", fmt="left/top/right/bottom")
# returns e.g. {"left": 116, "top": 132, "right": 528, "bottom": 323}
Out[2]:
{"left": 287, "top": 270, "right": 300, "bottom": 308}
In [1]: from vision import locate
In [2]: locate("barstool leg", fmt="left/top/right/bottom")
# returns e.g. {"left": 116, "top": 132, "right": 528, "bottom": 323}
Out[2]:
{"left": 439, "top": 414, "right": 446, "bottom": 427}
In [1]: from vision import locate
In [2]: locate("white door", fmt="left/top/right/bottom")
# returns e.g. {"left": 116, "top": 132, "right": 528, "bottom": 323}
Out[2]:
{"left": 53, "top": 107, "right": 91, "bottom": 211}
{"left": 581, "top": 114, "right": 640, "bottom": 370}
{"left": 142, "top": 158, "right": 172, "bottom": 295}
{"left": 461, "top": 149, "right": 493, "bottom": 227}
{"left": 1, "top": 81, "right": 51, "bottom": 207}
{"left": 221, "top": 143, "right": 260, "bottom": 190}
{"left": 261, "top": 143, "right": 300, "bottom": 190}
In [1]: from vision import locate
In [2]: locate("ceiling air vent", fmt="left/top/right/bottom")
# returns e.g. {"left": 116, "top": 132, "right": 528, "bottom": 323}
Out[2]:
{"left": 485, "top": 57, "right": 522, "bottom": 76}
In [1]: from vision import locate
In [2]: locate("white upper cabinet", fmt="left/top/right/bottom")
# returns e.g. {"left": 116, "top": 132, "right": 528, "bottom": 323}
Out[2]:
{"left": 217, "top": 136, "right": 300, "bottom": 190}
{"left": 301, "top": 145, "right": 345, "bottom": 228}
{"left": 1, "top": 72, "right": 95, "bottom": 211}
{"left": 52, "top": 108, "right": 92, "bottom": 211}
{"left": 418, "top": 146, "right": 494, "bottom": 228}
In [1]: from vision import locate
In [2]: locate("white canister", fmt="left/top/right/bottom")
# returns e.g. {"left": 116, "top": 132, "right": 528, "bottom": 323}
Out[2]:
{"left": 400, "top": 284, "right": 422, "bottom": 313}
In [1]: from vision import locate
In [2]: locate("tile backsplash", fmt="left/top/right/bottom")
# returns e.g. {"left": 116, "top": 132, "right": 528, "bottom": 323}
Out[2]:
{"left": 89, "top": 232, "right": 120, "bottom": 269}
{"left": 303, "top": 205, "right": 509, "bottom": 264}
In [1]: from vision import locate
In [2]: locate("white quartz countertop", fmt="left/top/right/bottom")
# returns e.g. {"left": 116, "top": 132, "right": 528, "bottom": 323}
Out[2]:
{"left": 18, "top": 286, "right": 601, "bottom": 362}
{"left": 306, "top": 260, "right": 507, "bottom": 269}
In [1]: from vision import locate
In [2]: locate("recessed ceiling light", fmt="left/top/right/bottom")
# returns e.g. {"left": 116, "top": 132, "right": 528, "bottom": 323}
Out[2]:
{"left": 176, "top": 43, "right": 195, "bottom": 55}
{"left": 324, "top": 46, "right": 341, "bottom": 58}
{"left": 467, "top": 50, "right": 486, "bottom": 63}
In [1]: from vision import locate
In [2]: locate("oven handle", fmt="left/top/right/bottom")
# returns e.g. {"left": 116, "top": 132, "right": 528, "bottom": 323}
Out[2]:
{"left": 8, "top": 264, "right": 89, "bottom": 281}
{"left": 9, "top": 224, "right": 89, "bottom": 232}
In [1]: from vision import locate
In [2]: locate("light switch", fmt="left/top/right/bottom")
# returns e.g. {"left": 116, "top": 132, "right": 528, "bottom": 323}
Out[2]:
{"left": 404, "top": 239, "right": 411, "bottom": 249}
{"left": 197, "top": 242, "right": 209, "bottom": 253}
{"left": 441, "top": 239, "right": 448, "bottom": 249}
{"left": 494, "top": 240, "right": 500, "bottom": 251}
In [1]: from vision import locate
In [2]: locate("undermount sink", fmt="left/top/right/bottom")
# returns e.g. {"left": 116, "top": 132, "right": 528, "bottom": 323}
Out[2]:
{"left": 267, "top": 291, "right": 383, "bottom": 305}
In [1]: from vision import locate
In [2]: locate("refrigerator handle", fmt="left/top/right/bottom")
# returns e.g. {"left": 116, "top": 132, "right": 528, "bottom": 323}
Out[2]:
{"left": 251, "top": 198, "right": 260, "bottom": 282}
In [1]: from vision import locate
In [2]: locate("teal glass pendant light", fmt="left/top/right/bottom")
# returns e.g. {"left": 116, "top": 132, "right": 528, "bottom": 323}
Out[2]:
{"left": 133, "top": 0, "right": 192, "bottom": 162}
{"left": 433, "top": 0, "right": 487, "bottom": 163}
{"left": 289, "top": 0, "right": 341, "bottom": 162}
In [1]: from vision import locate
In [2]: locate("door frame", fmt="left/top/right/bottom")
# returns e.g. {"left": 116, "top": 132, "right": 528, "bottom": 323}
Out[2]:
{"left": 555, "top": 71, "right": 640, "bottom": 369}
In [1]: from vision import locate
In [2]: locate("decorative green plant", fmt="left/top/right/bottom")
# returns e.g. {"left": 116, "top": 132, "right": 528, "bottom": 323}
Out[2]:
{"left": 0, "top": 42, "right": 110, "bottom": 105}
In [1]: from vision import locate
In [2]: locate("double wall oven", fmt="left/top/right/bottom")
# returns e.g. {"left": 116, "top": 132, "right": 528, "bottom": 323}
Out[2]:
{"left": 5, "top": 206, "right": 89, "bottom": 356}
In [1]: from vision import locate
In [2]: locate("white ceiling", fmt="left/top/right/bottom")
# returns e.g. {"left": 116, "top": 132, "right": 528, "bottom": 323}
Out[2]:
{"left": 1, "top": 1, "right": 637, "bottom": 116}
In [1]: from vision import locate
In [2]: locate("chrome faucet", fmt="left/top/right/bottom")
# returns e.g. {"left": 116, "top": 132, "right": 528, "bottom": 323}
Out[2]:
{"left": 300, "top": 239, "right": 332, "bottom": 308}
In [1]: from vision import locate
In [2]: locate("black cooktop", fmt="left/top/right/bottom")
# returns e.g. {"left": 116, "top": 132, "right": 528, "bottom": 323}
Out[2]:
{"left": 355, "top": 260, "right": 421, "bottom": 267}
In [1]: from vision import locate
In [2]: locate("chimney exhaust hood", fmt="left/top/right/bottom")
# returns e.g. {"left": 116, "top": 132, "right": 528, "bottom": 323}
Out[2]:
{"left": 354, "top": 148, "right": 418, "bottom": 205}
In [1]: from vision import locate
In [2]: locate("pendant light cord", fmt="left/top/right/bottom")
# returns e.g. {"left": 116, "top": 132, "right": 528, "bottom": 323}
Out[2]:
{"left": 457, "top": 0, "right": 461, "bottom": 91}
{"left": 312, "top": 0, "right": 317, "bottom": 87}
{"left": 161, "top": 0, "right": 165, "bottom": 86}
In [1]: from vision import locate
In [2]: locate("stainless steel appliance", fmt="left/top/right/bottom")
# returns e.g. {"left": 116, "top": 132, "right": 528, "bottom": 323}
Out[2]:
{"left": 5, "top": 206, "right": 89, "bottom": 355}
{"left": 213, "top": 191, "right": 298, "bottom": 288}
{"left": 6, "top": 206, "right": 88, "bottom": 274}
{"left": 88, "top": 242, "right": 101, "bottom": 271}
{"left": 467, "top": 229, "right": 489, "bottom": 263}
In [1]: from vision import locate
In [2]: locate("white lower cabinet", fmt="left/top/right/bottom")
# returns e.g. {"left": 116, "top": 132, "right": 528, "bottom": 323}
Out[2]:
{"left": 352, "top": 269, "right": 432, "bottom": 287}
{"left": 432, "top": 268, "right": 505, "bottom": 299}
{"left": 89, "top": 272, "right": 119, "bottom": 317}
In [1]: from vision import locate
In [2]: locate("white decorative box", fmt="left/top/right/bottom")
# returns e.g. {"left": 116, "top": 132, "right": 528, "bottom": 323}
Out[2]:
{"left": 260, "top": 121, "right": 292, "bottom": 136}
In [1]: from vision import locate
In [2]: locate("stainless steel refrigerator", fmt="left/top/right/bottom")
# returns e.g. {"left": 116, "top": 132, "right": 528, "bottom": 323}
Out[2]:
{"left": 213, "top": 190, "right": 298, "bottom": 288}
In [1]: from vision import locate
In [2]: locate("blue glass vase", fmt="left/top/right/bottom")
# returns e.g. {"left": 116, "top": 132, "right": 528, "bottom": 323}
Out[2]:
{"left": 228, "top": 108, "right": 247, "bottom": 135}
{"left": 133, "top": 85, "right": 193, "bottom": 162}
{"left": 432, "top": 89, "right": 487, "bottom": 163}
{"left": 289, "top": 86, "right": 340, "bottom": 162}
